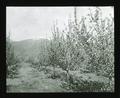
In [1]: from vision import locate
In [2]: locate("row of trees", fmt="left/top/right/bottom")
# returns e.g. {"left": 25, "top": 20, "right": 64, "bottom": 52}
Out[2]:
{"left": 46, "top": 7, "right": 114, "bottom": 85}
{"left": 6, "top": 7, "right": 114, "bottom": 91}
{"left": 6, "top": 33, "right": 20, "bottom": 78}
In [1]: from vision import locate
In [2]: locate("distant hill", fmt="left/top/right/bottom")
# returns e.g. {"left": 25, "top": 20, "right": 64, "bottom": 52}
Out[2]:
{"left": 12, "top": 38, "right": 50, "bottom": 59}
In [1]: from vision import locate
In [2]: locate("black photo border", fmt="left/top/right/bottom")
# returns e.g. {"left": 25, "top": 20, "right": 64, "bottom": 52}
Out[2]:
{"left": 0, "top": 0, "right": 119, "bottom": 98}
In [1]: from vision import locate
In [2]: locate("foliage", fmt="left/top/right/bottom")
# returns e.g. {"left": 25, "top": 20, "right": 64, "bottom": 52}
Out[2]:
{"left": 47, "top": 7, "right": 114, "bottom": 91}
{"left": 6, "top": 33, "right": 19, "bottom": 78}
{"left": 8, "top": 7, "right": 114, "bottom": 92}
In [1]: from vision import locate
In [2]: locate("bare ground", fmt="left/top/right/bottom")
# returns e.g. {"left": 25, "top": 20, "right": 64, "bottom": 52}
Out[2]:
{"left": 6, "top": 62, "right": 69, "bottom": 93}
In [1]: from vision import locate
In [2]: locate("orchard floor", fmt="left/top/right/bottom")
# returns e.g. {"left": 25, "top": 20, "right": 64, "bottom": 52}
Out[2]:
{"left": 6, "top": 62, "right": 70, "bottom": 93}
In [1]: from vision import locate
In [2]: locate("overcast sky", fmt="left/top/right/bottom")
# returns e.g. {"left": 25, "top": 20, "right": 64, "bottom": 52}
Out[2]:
{"left": 7, "top": 7, "right": 114, "bottom": 41}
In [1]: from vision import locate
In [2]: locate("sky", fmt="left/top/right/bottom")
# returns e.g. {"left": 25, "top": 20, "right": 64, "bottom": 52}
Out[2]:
{"left": 7, "top": 6, "right": 114, "bottom": 41}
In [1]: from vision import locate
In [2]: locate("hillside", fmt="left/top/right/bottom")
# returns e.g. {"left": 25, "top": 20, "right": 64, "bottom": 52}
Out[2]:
{"left": 12, "top": 38, "right": 50, "bottom": 59}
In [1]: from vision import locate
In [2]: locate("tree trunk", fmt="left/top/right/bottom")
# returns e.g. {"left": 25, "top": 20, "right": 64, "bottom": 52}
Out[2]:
{"left": 74, "top": 7, "right": 77, "bottom": 25}
{"left": 53, "top": 65, "right": 55, "bottom": 78}
{"left": 66, "top": 68, "right": 70, "bottom": 88}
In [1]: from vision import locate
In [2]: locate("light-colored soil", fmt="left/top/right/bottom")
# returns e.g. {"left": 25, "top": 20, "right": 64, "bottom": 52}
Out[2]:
{"left": 6, "top": 62, "right": 68, "bottom": 93}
